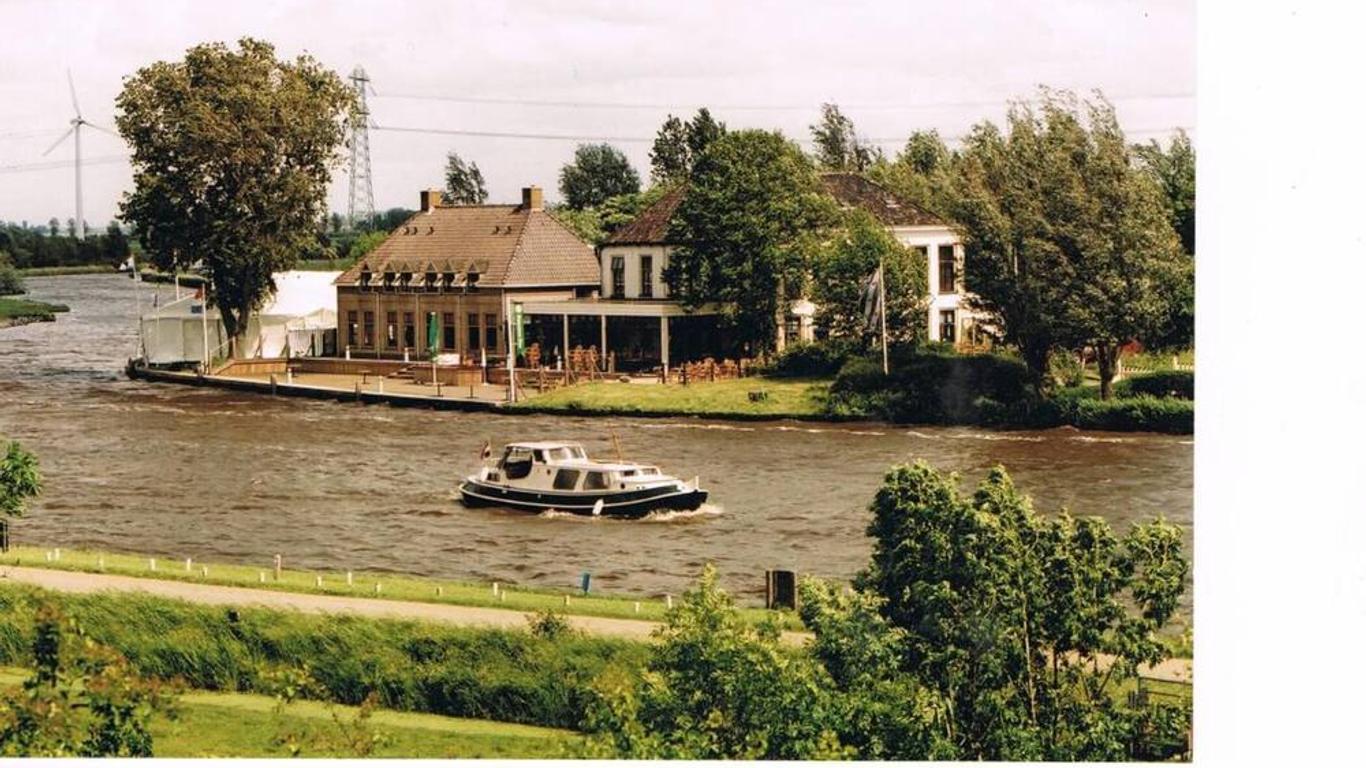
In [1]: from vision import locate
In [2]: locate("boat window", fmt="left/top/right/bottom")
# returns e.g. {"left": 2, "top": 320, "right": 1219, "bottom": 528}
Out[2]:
{"left": 570, "top": 446, "right": 587, "bottom": 459}
{"left": 547, "top": 447, "right": 572, "bottom": 461}
{"left": 501, "top": 447, "right": 533, "bottom": 480}
{"left": 583, "top": 471, "right": 609, "bottom": 490}
{"left": 532, "top": 449, "right": 546, "bottom": 463}
{"left": 620, "top": 469, "right": 636, "bottom": 477}
{"left": 553, "top": 469, "right": 581, "bottom": 490}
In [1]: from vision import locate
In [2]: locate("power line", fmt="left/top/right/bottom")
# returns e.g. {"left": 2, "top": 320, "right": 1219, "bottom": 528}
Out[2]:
{"left": 0, "top": 154, "right": 128, "bottom": 175}
{"left": 373, "top": 90, "right": 1196, "bottom": 113}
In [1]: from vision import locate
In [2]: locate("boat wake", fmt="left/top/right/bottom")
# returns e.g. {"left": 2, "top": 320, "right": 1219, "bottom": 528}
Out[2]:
{"left": 532, "top": 503, "right": 725, "bottom": 523}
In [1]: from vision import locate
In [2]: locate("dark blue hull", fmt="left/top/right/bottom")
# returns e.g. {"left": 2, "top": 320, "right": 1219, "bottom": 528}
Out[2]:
{"left": 458, "top": 479, "right": 707, "bottom": 519}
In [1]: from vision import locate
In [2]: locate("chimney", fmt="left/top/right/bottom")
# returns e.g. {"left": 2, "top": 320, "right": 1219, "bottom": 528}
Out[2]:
{"left": 521, "top": 185, "right": 543, "bottom": 212}
{"left": 420, "top": 189, "right": 443, "bottom": 213}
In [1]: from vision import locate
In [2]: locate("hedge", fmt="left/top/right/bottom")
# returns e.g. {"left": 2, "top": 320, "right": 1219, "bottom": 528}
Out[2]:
{"left": 1114, "top": 370, "right": 1194, "bottom": 400}
{"left": 0, "top": 584, "right": 648, "bottom": 730}
{"left": 827, "top": 348, "right": 1034, "bottom": 425}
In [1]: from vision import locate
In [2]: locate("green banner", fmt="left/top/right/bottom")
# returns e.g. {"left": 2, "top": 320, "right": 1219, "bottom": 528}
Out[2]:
{"left": 512, "top": 303, "right": 526, "bottom": 354}
{"left": 427, "top": 312, "right": 439, "bottom": 359}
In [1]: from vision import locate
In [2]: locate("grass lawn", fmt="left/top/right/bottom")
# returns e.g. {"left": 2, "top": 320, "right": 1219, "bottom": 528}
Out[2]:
{"left": 0, "top": 667, "right": 577, "bottom": 758}
{"left": 3, "top": 546, "right": 801, "bottom": 630}
{"left": 509, "top": 376, "right": 832, "bottom": 419}
{"left": 0, "top": 296, "right": 71, "bottom": 324}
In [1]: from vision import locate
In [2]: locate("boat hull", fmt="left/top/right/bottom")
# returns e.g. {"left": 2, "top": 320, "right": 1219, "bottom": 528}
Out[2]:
{"left": 458, "top": 479, "right": 707, "bottom": 519}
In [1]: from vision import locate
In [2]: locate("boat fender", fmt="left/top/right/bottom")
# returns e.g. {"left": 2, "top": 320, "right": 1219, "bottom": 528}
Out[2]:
{"left": 592, "top": 499, "right": 604, "bottom": 517}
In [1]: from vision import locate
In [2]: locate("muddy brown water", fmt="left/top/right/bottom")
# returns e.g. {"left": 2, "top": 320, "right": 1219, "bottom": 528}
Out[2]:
{"left": 1, "top": 275, "right": 1192, "bottom": 611}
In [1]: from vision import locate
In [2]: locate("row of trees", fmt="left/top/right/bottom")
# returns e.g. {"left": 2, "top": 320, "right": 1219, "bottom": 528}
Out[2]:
{"left": 0, "top": 223, "right": 131, "bottom": 270}
{"left": 586, "top": 462, "right": 1189, "bottom": 760}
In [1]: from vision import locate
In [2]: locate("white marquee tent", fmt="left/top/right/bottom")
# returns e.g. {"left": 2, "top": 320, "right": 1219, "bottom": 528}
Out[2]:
{"left": 139, "top": 271, "right": 340, "bottom": 366}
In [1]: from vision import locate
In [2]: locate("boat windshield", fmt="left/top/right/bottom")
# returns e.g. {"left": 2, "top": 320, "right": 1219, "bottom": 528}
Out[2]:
{"left": 545, "top": 445, "right": 587, "bottom": 461}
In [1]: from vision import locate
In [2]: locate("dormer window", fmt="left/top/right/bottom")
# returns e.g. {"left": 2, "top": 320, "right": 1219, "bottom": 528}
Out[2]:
{"left": 442, "top": 272, "right": 455, "bottom": 289}
{"left": 383, "top": 272, "right": 396, "bottom": 289}
{"left": 399, "top": 272, "right": 412, "bottom": 288}
{"left": 359, "top": 270, "right": 372, "bottom": 288}
{"left": 425, "top": 271, "right": 438, "bottom": 290}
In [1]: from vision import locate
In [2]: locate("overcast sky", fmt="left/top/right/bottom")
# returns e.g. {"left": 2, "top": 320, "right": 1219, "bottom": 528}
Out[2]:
{"left": 0, "top": 0, "right": 1194, "bottom": 228}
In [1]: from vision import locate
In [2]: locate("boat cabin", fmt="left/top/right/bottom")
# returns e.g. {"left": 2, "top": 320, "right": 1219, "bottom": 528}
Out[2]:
{"left": 489, "top": 441, "right": 665, "bottom": 491}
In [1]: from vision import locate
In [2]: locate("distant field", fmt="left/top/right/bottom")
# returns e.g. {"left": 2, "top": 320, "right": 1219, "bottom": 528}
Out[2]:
{"left": 295, "top": 257, "right": 356, "bottom": 271}
{"left": 0, "top": 667, "right": 576, "bottom": 758}
{"left": 17, "top": 264, "right": 116, "bottom": 276}
{"left": 509, "top": 376, "right": 832, "bottom": 419}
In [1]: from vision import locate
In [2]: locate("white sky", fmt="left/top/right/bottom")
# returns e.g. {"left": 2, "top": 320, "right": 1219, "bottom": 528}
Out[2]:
{"left": 0, "top": 0, "right": 1194, "bottom": 228}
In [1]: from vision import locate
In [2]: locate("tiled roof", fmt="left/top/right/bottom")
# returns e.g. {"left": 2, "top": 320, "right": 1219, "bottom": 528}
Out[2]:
{"left": 602, "top": 174, "right": 942, "bottom": 248}
{"left": 335, "top": 204, "right": 598, "bottom": 287}
{"left": 604, "top": 186, "right": 687, "bottom": 246}
{"left": 818, "top": 172, "right": 945, "bottom": 227}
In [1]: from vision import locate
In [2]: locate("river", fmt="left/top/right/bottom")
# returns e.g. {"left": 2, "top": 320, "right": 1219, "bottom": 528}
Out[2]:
{"left": 1, "top": 275, "right": 1192, "bottom": 609}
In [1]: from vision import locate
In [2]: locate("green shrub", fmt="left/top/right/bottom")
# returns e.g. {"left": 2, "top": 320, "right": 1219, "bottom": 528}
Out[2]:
{"left": 1115, "top": 370, "right": 1194, "bottom": 400}
{"left": 1047, "top": 349, "right": 1085, "bottom": 388}
{"left": 830, "top": 348, "right": 1033, "bottom": 424}
{"left": 1052, "top": 395, "right": 1193, "bottom": 433}
{"left": 761, "top": 338, "right": 858, "bottom": 378}
{"left": 0, "top": 260, "right": 25, "bottom": 296}
{"left": 0, "top": 584, "right": 647, "bottom": 730}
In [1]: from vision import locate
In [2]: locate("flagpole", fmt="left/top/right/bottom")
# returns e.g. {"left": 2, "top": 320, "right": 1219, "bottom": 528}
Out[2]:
{"left": 878, "top": 258, "right": 889, "bottom": 375}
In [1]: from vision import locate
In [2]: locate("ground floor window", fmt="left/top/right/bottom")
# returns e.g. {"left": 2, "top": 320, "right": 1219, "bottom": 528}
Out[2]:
{"left": 468, "top": 313, "right": 481, "bottom": 351}
{"left": 784, "top": 315, "right": 801, "bottom": 344}
{"left": 362, "top": 311, "right": 374, "bottom": 347}
{"left": 346, "top": 311, "right": 357, "bottom": 348}
{"left": 939, "top": 309, "right": 956, "bottom": 343}
{"left": 442, "top": 312, "right": 455, "bottom": 350}
{"left": 386, "top": 311, "right": 398, "bottom": 349}
{"left": 403, "top": 312, "right": 415, "bottom": 349}
{"left": 484, "top": 313, "right": 498, "bottom": 351}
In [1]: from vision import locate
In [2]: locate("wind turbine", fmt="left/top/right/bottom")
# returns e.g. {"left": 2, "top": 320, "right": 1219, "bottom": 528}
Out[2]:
{"left": 42, "top": 70, "right": 116, "bottom": 240}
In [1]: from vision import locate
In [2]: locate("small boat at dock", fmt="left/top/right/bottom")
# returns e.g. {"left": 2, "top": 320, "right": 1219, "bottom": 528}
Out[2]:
{"left": 458, "top": 441, "right": 708, "bottom": 518}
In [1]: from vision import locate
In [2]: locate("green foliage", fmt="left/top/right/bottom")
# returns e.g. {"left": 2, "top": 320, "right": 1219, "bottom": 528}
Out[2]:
{"left": 866, "top": 129, "right": 954, "bottom": 216}
{"left": 0, "top": 602, "right": 178, "bottom": 757}
{"left": 0, "top": 586, "right": 645, "bottom": 731}
{"left": 348, "top": 230, "right": 389, "bottom": 261}
{"left": 665, "top": 129, "right": 838, "bottom": 353}
{"left": 649, "top": 115, "right": 690, "bottom": 185}
{"left": 0, "top": 253, "right": 23, "bottom": 295}
{"left": 583, "top": 565, "right": 849, "bottom": 759}
{"left": 0, "top": 440, "right": 42, "bottom": 518}
{"left": 1048, "top": 349, "right": 1086, "bottom": 389}
{"left": 811, "top": 209, "right": 928, "bottom": 344}
{"left": 116, "top": 37, "right": 355, "bottom": 345}
{"left": 1133, "top": 130, "right": 1195, "bottom": 257}
{"left": 443, "top": 152, "right": 488, "bottom": 205}
{"left": 1046, "top": 394, "right": 1193, "bottom": 433}
{"left": 943, "top": 89, "right": 1192, "bottom": 398}
{"left": 809, "top": 103, "right": 881, "bottom": 172}
{"left": 547, "top": 186, "right": 670, "bottom": 247}
{"left": 857, "top": 462, "right": 1190, "bottom": 760}
{"left": 0, "top": 224, "right": 129, "bottom": 271}
{"left": 828, "top": 346, "right": 1034, "bottom": 424}
{"left": 558, "top": 144, "right": 641, "bottom": 210}
{"left": 527, "top": 610, "right": 573, "bottom": 641}
{"left": 1114, "top": 370, "right": 1194, "bottom": 400}
{"left": 760, "top": 337, "right": 859, "bottom": 378}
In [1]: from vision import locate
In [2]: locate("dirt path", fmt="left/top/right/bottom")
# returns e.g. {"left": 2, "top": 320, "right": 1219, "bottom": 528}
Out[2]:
{"left": 0, "top": 565, "right": 1188, "bottom": 682}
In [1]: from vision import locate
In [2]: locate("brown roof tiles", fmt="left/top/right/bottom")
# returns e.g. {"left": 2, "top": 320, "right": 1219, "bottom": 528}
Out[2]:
{"left": 335, "top": 203, "right": 599, "bottom": 287}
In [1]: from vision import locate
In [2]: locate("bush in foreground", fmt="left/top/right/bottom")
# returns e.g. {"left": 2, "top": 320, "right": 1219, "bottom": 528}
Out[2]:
{"left": 1114, "top": 370, "right": 1194, "bottom": 400}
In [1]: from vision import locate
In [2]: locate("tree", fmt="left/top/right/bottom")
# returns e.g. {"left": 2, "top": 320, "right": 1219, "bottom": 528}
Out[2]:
{"left": 684, "top": 108, "right": 726, "bottom": 162}
{"left": 47, "top": 218, "right": 59, "bottom": 238}
{"left": 558, "top": 143, "right": 641, "bottom": 210}
{"left": 548, "top": 186, "right": 671, "bottom": 247}
{"left": 665, "top": 130, "right": 837, "bottom": 353}
{"left": 0, "top": 440, "right": 41, "bottom": 518}
{"left": 0, "top": 602, "right": 177, "bottom": 756}
{"left": 115, "top": 37, "right": 354, "bottom": 354}
{"left": 944, "top": 90, "right": 1189, "bottom": 397}
{"left": 810, "top": 103, "right": 881, "bottom": 172}
{"left": 649, "top": 115, "right": 690, "bottom": 185}
{"left": 442, "top": 151, "right": 488, "bottom": 205}
{"left": 870, "top": 130, "right": 954, "bottom": 216}
{"left": 811, "top": 209, "right": 928, "bottom": 345}
{"left": 855, "top": 461, "right": 1189, "bottom": 761}
{"left": 583, "top": 565, "right": 849, "bottom": 759}
{"left": 1133, "top": 130, "right": 1195, "bottom": 257}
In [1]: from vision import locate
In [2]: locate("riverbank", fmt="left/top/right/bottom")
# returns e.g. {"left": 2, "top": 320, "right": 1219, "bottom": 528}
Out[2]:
{"left": 0, "top": 546, "right": 794, "bottom": 629}
{"left": 17, "top": 264, "right": 117, "bottom": 277}
{"left": 507, "top": 376, "right": 833, "bottom": 420}
{"left": 0, "top": 296, "right": 70, "bottom": 327}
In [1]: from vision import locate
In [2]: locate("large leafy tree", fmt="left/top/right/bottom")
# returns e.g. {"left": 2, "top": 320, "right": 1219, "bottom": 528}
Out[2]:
{"left": 558, "top": 143, "right": 641, "bottom": 210}
{"left": 115, "top": 38, "right": 354, "bottom": 353}
{"left": 584, "top": 565, "right": 849, "bottom": 759}
{"left": 0, "top": 440, "right": 41, "bottom": 518}
{"left": 651, "top": 108, "right": 729, "bottom": 186}
{"left": 442, "top": 151, "right": 488, "bottom": 205}
{"left": 811, "top": 209, "right": 928, "bottom": 345}
{"left": 810, "top": 103, "right": 881, "bottom": 172}
{"left": 684, "top": 108, "right": 726, "bottom": 163}
{"left": 665, "top": 129, "right": 837, "bottom": 353}
{"left": 944, "top": 90, "right": 1189, "bottom": 397}
{"left": 854, "top": 461, "right": 1189, "bottom": 761}
{"left": 869, "top": 129, "right": 954, "bottom": 216}
{"left": 1133, "top": 130, "right": 1195, "bottom": 350}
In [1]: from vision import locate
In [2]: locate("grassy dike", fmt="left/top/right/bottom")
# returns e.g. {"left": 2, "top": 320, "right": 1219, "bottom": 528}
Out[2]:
{"left": 0, "top": 667, "right": 576, "bottom": 758}
{"left": 2, "top": 546, "right": 798, "bottom": 629}
{"left": 507, "top": 376, "right": 834, "bottom": 420}
{"left": 0, "top": 296, "right": 71, "bottom": 325}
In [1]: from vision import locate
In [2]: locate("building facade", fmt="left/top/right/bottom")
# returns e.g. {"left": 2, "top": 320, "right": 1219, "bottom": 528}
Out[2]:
{"left": 333, "top": 186, "right": 600, "bottom": 362}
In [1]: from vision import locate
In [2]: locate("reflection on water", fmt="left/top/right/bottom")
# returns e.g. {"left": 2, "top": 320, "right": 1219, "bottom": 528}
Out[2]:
{"left": 1, "top": 276, "right": 1193, "bottom": 609}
